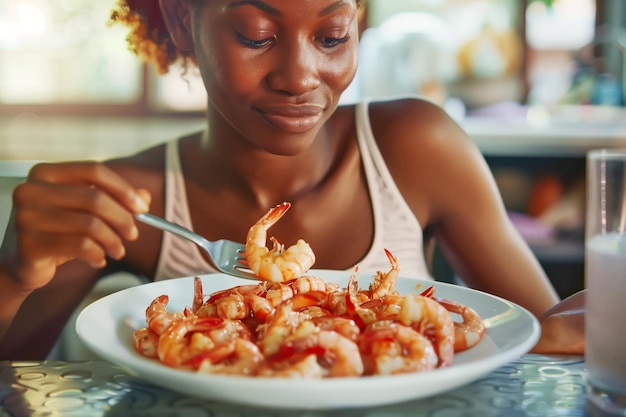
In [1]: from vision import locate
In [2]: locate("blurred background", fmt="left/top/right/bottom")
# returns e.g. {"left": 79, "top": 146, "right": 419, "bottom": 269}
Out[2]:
{"left": 1, "top": 0, "right": 626, "bottom": 297}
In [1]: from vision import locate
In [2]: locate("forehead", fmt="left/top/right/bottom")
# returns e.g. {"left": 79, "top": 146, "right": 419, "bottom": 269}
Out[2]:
{"left": 217, "top": 0, "right": 359, "bottom": 12}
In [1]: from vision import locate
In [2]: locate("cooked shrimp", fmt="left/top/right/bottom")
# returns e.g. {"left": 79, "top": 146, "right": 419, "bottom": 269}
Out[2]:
{"left": 133, "top": 327, "right": 159, "bottom": 358}
{"left": 145, "top": 295, "right": 184, "bottom": 335}
{"left": 310, "top": 315, "right": 361, "bottom": 342}
{"left": 196, "top": 283, "right": 266, "bottom": 320}
{"left": 345, "top": 270, "right": 371, "bottom": 328}
{"left": 436, "top": 298, "right": 486, "bottom": 352}
{"left": 345, "top": 266, "right": 384, "bottom": 328}
{"left": 136, "top": 248, "right": 484, "bottom": 377}
{"left": 256, "top": 352, "right": 324, "bottom": 378}
{"left": 204, "top": 318, "right": 253, "bottom": 344}
{"left": 244, "top": 202, "right": 315, "bottom": 282}
{"left": 214, "top": 291, "right": 250, "bottom": 320}
{"left": 205, "top": 283, "right": 268, "bottom": 302}
{"left": 195, "top": 338, "right": 264, "bottom": 376}
{"left": 157, "top": 316, "right": 227, "bottom": 369}
{"left": 192, "top": 277, "right": 205, "bottom": 314}
{"left": 346, "top": 249, "right": 402, "bottom": 326}
{"left": 274, "top": 330, "right": 364, "bottom": 377}
{"left": 420, "top": 285, "right": 436, "bottom": 298}
{"left": 290, "top": 275, "right": 340, "bottom": 294}
{"left": 257, "top": 299, "right": 303, "bottom": 356}
{"left": 359, "top": 322, "right": 438, "bottom": 375}
{"left": 265, "top": 282, "right": 294, "bottom": 307}
{"left": 357, "top": 294, "right": 404, "bottom": 324}
{"left": 397, "top": 294, "right": 455, "bottom": 367}
{"left": 298, "top": 305, "right": 332, "bottom": 319}
{"left": 243, "top": 293, "right": 274, "bottom": 322}
{"left": 167, "top": 318, "right": 255, "bottom": 371}
{"left": 369, "top": 249, "right": 401, "bottom": 299}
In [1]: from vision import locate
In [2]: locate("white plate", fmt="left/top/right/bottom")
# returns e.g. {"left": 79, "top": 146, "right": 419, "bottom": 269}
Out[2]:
{"left": 76, "top": 271, "right": 540, "bottom": 410}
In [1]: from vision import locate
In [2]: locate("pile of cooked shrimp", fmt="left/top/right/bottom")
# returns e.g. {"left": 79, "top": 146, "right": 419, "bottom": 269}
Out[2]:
{"left": 132, "top": 203, "right": 486, "bottom": 378}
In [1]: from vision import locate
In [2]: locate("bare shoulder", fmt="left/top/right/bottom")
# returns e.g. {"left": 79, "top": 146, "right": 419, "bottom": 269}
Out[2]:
{"left": 105, "top": 143, "right": 165, "bottom": 184}
{"left": 366, "top": 97, "right": 489, "bottom": 225}
{"left": 367, "top": 97, "right": 474, "bottom": 161}
{"left": 105, "top": 140, "right": 168, "bottom": 196}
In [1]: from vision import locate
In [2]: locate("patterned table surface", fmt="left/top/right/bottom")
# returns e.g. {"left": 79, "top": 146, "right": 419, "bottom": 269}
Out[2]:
{"left": 0, "top": 354, "right": 608, "bottom": 417}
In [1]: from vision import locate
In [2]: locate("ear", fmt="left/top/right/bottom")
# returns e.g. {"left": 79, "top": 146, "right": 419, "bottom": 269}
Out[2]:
{"left": 159, "top": 0, "right": 193, "bottom": 51}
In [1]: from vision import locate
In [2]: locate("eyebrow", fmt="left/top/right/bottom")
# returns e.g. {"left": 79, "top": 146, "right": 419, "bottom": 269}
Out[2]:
{"left": 228, "top": 1, "right": 352, "bottom": 18}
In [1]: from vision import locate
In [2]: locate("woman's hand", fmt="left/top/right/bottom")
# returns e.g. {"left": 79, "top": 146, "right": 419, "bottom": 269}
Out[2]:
{"left": 0, "top": 161, "right": 150, "bottom": 293}
{"left": 530, "top": 290, "right": 586, "bottom": 355}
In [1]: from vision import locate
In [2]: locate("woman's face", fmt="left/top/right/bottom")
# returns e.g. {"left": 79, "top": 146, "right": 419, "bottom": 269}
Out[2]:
{"left": 186, "top": 0, "right": 359, "bottom": 155}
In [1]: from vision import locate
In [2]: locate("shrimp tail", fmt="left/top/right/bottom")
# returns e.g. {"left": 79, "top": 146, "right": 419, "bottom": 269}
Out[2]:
{"left": 247, "top": 202, "right": 291, "bottom": 242}
{"left": 245, "top": 202, "right": 315, "bottom": 282}
{"left": 436, "top": 297, "right": 486, "bottom": 352}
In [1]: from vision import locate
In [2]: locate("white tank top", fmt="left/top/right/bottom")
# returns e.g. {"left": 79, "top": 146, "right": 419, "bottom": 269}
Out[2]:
{"left": 153, "top": 101, "right": 432, "bottom": 281}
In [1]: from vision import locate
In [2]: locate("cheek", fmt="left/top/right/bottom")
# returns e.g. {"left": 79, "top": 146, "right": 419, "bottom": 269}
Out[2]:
{"left": 222, "top": 63, "right": 265, "bottom": 96}
{"left": 196, "top": 42, "right": 260, "bottom": 98}
{"left": 325, "top": 46, "right": 359, "bottom": 93}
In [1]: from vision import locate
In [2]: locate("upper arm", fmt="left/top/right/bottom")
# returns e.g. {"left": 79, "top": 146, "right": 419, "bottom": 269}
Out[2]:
{"left": 369, "top": 98, "right": 559, "bottom": 316}
{"left": 369, "top": 98, "right": 501, "bottom": 230}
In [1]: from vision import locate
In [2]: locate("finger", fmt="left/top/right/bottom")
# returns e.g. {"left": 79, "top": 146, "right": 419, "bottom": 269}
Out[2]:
{"left": 14, "top": 181, "right": 140, "bottom": 242}
{"left": 19, "top": 231, "right": 108, "bottom": 270}
{"left": 15, "top": 204, "right": 128, "bottom": 261}
{"left": 136, "top": 188, "right": 152, "bottom": 209}
{"left": 530, "top": 312, "right": 585, "bottom": 355}
{"left": 27, "top": 162, "right": 149, "bottom": 213}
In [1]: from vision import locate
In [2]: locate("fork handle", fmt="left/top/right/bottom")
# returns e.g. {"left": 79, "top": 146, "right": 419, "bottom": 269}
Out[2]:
{"left": 135, "top": 212, "right": 207, "bottom": 247}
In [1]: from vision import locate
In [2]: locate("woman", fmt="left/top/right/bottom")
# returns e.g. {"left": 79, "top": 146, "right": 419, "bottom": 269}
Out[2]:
{"left": 0, "top": 0, "right": 583, "bottom": 359}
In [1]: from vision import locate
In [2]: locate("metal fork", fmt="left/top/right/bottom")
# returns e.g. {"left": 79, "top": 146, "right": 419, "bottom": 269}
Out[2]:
{"left": 134, "top": 212, "right": 258, "bottom": 280}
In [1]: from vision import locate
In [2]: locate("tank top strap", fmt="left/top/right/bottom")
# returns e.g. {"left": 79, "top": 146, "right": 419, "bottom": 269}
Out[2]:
{"left": 153, "top": 140, "right": 216, "bottom": 281}
{"left": 354, "top": 101, "right": 431, "bottom": 280}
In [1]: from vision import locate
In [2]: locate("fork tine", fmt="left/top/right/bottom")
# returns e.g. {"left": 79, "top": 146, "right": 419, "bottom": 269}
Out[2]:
{"left": 135, "top": 213, "right": 259, "bottom": 281}
{"left": 212, "top": 241, "right": 260, "bottom": 280}
{"left": 234, "top": 264, "right": 256, "bottom": 276}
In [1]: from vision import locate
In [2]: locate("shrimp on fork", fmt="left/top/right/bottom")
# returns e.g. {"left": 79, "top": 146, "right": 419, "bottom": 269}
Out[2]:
{"left": 244, "top": 202, "right": 315, "bottom": 282}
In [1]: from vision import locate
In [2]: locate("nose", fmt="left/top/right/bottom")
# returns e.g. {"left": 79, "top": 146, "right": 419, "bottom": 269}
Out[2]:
{"left": 266, "top": 38, "right": 321, "bottom": 96}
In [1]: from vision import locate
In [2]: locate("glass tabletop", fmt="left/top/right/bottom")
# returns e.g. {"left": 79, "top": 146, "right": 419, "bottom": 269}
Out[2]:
{"left": 0, "top": 354, "right": 601, "bottom": 417}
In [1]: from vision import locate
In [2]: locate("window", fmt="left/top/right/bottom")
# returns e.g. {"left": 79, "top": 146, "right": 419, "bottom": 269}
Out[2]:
{"left": 361, "top": 0, "right": 599, "bottom": 108}
{"left": 0, "top": 0, "right": 205, "bottom": 115}
{"left": 0, "top": 0, "right": 601, "bottom": 114}
{"left": 362, "top": 0, "right": 524, "bottom": 109}
{"left": 525, "top": 0, "right": 597, "bottom": 106}
{"left": 0, "top": 0, "right": 141, "bottom": 105}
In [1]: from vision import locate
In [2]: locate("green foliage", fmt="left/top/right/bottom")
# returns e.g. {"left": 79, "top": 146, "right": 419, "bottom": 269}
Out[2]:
{"left": 529, "top": 0, "right": 553, "bottom": 8}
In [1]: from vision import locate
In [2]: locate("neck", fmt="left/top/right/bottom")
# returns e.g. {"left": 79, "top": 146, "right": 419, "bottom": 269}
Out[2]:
{"left": 192, "top": 118, "right": 339, "bottom": 210}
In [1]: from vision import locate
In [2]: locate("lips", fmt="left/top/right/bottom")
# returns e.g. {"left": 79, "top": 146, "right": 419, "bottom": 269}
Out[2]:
{"left": 256, "top": 104, "right": 324, "bottom": 134}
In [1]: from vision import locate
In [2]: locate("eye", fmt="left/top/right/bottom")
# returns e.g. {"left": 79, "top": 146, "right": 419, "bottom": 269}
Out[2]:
{"left": 236, "top": 33, "right": 274, "bottom": 49}
{"left": 319, "top": 35, "right": 350, "bottom": 49}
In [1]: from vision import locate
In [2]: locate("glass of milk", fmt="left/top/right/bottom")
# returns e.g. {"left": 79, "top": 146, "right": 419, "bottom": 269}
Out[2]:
{"left": 586, "top": 149, "right": 626, "bottom": 414}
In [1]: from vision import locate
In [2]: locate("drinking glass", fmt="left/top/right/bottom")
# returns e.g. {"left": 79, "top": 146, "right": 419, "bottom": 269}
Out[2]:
{"left": 585, "top": 149, "right": 626, "bottom": 415}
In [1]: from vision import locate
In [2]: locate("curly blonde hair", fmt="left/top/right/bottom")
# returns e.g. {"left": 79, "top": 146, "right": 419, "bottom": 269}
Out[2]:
{"left": 110, "top": 0, "right": 365, "bottom": 75}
